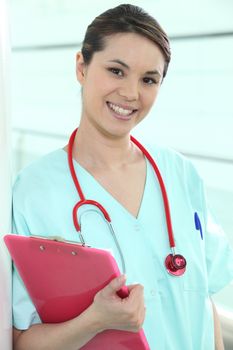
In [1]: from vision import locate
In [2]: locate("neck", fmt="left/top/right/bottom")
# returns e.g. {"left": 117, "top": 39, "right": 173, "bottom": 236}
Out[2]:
{"left": 70, "top": 119, "right": 139, "bottom": 170}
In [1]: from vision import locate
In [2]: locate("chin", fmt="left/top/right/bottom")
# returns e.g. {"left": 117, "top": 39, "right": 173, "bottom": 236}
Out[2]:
{"left": 98, "top": 122, "right": 134, "bottom": 140}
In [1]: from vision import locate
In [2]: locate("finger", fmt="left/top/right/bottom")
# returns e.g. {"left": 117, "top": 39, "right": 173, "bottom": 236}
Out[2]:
{"left": 135, "top": 298, "right": 146, "bottom": 326}
{"left": 127, "top": 284, "right": 141, "bottom": 292}
{"left": 127, "top": 285, "right": 145, "bottom": 308}
{"left": 128, "top": 284, "right": 144, "bottom": 297}
{"left": 101, "top": 274, "right": 127, "bottom": 297}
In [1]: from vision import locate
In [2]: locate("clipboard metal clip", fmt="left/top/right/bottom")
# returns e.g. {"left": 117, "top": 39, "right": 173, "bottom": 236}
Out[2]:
{"left": 30, "top": 235, "right": 89, "bottom": 246}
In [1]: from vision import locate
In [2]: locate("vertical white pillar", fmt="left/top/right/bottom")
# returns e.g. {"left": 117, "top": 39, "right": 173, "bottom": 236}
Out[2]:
{"left": 0, "top": 0, "right": 12, "bottom": 349}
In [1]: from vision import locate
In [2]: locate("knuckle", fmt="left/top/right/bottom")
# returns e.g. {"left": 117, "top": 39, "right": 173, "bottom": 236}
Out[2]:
{"left": 131, "top": 328, "right": 139, "bottom": 333}
{"left": 130, "top": 315, "right": 141, "bottom": 330}
{"left": 135, "top": 319, "right": 141, "bottom": 330}
{"left": 128, "top": 309, "right": 135, "bottom": 320}
{"left": 136, "top": 284, "right": 144, "bottom": 291}
{"left": 131, "top": 321, "right": 141, "bottom": 332}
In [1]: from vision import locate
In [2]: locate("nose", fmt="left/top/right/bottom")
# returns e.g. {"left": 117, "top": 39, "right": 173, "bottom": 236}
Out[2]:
{"left": 118, "top": 78, "right": 139, "bottom": 101}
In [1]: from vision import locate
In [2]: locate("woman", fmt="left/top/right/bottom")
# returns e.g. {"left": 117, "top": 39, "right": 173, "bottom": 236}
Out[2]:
{"left": 12, "top": 4, "right": 232, "bottom": 350}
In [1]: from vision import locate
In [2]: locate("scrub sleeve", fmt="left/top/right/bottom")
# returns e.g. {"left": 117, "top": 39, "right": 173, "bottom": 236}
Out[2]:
{"left": 184, "top": 157, "right": 233, "bottom": 294}
{"left": 203, "top": 194, "right": 233, "bottom": 294}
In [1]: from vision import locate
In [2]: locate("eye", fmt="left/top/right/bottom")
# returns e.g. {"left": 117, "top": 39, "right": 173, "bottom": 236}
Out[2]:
{"left": 143, "top": 77, "right": 158, "bottom": 85}
{"left": 108, "top": 67, "right": 124, "bottom": 77}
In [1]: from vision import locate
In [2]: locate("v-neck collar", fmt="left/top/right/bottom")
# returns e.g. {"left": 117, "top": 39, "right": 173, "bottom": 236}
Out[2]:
{"left": 61, "top": 148, "right": 148, "bottom": 222}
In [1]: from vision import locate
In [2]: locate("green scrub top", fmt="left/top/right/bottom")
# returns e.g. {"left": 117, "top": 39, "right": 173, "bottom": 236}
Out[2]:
{"left": 12, "top": 145, "right": 233, "bottom": 350}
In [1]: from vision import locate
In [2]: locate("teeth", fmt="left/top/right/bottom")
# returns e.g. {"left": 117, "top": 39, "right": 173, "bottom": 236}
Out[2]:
{"left": 108, "top": 102, "right": 134, "bottom": 116}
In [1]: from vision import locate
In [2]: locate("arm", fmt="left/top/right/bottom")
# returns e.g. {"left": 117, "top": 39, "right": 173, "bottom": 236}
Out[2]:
{"left": 13, "top": 275, "right": 145, "bottom": 350}
{"left": 212, "top": 300, "right": 225, "bottom": 350}
{"left": 13, "top": 306, "right": 101, "bottom": 350}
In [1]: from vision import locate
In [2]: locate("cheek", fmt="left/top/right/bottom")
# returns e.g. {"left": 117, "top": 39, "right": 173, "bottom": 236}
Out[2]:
{"left": 83, "top": 80, "right": 100, "bottom": 104}
{"left": 143, "top": 89, "right": 158, "bottom": 109}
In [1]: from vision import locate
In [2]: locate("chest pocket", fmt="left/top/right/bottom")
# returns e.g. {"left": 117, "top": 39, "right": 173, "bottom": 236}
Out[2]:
{"left": 181, "top": 214, "right": 208, "bottom": 293}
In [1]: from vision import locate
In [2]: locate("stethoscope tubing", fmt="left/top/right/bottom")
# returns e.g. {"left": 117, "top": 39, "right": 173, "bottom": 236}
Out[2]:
{"left": 130, "top": 135, "right": 175, "bottom": 248}
{"left": 68, "top": 128, "right": 186, "bottom": 276}
{"left": 77, "top": 208, "right": 126, "bottom": 274}
{"left": 69, "top": 128, "right": 175, "bottom": 248}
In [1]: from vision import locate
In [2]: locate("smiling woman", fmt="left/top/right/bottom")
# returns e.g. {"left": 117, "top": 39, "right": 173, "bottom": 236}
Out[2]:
{"left": 11, "top": 4, "right": 232, "bottom": 350}
{"left": 76, "top": 32, "right": 165, "bottom": 139}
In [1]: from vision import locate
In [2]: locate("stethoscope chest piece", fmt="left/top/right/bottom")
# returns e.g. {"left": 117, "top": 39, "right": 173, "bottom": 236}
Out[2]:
{"left": 165, "top": 254, "right": 186, "bottom": 276}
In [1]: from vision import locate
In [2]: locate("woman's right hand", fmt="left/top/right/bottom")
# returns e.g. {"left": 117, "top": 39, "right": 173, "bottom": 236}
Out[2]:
{"left": 13, "top": 276, "right": 145, "bottom": 350}
{"left": 89, "top": 275, "right": 146, "bottom": 333}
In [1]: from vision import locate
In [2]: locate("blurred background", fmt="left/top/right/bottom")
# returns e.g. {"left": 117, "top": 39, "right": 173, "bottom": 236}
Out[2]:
{"left": 6, "top": 0, "right": 233, "bottom": 346}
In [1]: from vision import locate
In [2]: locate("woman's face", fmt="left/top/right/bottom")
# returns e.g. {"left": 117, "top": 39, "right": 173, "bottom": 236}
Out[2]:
{"left": 76, "top": 32, "right": 165, "bottom": 138}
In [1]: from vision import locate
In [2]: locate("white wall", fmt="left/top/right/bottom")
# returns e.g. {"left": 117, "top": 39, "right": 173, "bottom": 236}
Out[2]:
{"left": 0, "top": 0, "right": 12, "bottom": 349}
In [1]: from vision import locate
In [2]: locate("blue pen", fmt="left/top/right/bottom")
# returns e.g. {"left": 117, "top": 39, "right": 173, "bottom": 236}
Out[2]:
{"left": 194, "top": 212, "right": 203, "bottom": 240}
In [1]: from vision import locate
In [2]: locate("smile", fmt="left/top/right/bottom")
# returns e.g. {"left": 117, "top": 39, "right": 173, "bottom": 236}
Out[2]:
{"left": 106, "top": 102, "right": 137, "bottom": 118}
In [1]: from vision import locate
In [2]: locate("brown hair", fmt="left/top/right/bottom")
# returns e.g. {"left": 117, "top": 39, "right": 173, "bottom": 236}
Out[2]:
{"left": 81, "top": 4, "right": 171, "bottom": 78}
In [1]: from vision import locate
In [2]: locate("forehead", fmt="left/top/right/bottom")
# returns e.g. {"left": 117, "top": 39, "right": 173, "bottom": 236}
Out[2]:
{"left": 92, "top": 32, "right": 165, "bottom": 72}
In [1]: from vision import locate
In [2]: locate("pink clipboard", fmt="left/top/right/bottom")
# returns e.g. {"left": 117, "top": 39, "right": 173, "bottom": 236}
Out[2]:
{"left": 4, "top": 234, "right": 150, "bottom": 349}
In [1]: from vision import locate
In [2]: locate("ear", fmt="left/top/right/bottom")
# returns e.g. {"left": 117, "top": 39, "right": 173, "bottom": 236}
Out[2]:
{"left": 76, "top": 52, "right": 86, "bottom": 84}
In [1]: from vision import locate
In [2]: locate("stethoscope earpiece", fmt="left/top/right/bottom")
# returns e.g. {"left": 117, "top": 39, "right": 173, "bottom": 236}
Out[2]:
{"left": 165, "top": 254, "right": 186, "bottom": 276}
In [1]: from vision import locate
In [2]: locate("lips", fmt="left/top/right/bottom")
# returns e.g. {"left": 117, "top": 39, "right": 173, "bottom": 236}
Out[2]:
{"left": 106, "top": 101, "right": 138, "bottom": 119}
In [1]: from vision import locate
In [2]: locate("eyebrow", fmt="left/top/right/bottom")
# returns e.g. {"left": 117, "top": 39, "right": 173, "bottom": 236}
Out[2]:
{"left": 107, "top": 59, "right": 161, "bottom": 77}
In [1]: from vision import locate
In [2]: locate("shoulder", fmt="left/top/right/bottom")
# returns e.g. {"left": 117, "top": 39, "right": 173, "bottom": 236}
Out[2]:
{"left": 14, "top": 149, "right": 66, "bottom": 187}
{"left": 144, "top": 143, "right": 206, "bottom": 211}
{"left": 144, "top": 142, "right": 203, "bottom": 190}
{"left": 13, "top": 149, "right": 67, "bottom": 209}
{"left": 146, "top": 143, "right": 198, "bottom": 174}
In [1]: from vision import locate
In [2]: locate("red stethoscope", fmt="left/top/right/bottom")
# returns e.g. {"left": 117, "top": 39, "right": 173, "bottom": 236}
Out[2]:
{"left": 68, "top": 128, "right": 187, "bottom": 276}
